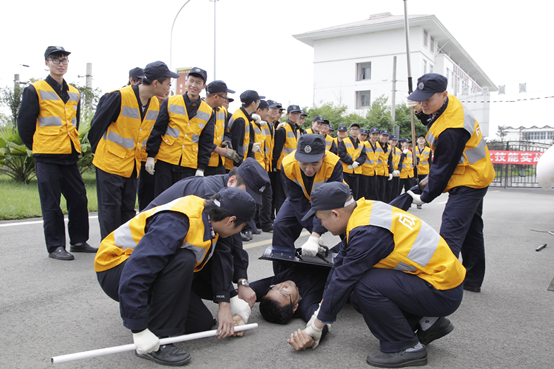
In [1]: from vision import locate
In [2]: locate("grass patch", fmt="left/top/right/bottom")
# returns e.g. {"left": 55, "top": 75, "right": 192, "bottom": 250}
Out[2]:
{"left": 0, "top": 171, "right": 99, "bottom": 220}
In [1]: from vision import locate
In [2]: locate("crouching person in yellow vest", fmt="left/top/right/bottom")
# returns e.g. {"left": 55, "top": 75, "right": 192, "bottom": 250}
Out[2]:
{"left": 89, "top": 61, "right": 170, "bottom": 240}
{"left": 94, "top": 187, "right": 257, "bottom": 366}
{"left": 290, "top": 182, "right": 465, "bottom": 368}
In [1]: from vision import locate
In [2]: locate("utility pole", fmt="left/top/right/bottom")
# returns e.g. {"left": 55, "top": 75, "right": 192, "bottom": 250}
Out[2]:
{"left": 391, "top": 56, "right": 397, "bottom": 122}
{"left": 85, "top": 63, "right": 92, "bottom": 88}
{"left": 14, "top": 74, "right": 20, "bottom": 90}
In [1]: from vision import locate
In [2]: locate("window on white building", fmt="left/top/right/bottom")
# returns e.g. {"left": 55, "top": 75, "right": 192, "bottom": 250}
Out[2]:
{"left": 548, "top": 132, "right": 554, "bottom": 139}
{"left": 423, "top": 60, "right": 427, "bottom": 74}
{"left": 430, "top": 36, "right": 435, "bottom": 53}
{"left": 356, "top": 90, "right": 371, "bottom": 109}
{"left": 356, "top": 62, "right": 372, "bottom": 81}
{"left": 423, "top": 30, "right": 428, "bottom": 48}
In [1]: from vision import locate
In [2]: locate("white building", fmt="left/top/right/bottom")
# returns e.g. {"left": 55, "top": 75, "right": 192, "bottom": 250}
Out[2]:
{"left": 503, "top": 125, "right": 554, "bottom": 144}
{"left": 293, "top": 12, "right": 497, "bottom": 137}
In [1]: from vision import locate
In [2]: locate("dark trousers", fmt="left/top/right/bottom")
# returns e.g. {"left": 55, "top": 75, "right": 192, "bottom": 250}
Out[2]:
{"left": 154, "top": 160, "right": 195, "bottom": 197}
{"left": 138, "top": 162, "right": 155, "bottom": 212}
{"left": 399, "top": 177, "right": 414, "bottom": 194}
{"left": 363, "top": 175, "right": 377, "bottom": 200}
{"left": 343, "top": 173, "right": 360, "bottom": 200}
{"left": 35, "top": 162, "right": 89, "bottom": 253}
{"left": 204, "top": 164, "right": 226, "bottom": 176}
{"left": 272, "top": 199, "right": 313, "bottom": 274}
{"left": 349, "top": 268, "right": 463, "bottom": 353}
{"left": 375, "top": 175, "right": 387, "bottom": 202}
{"left": 388, "top": 177, "right": 400, "bottom": 202}
{"left": 96, "top": 167, "right": 137, "bottom": 240}
{"left": 97, "top": 248, "right": 213, "bottom": 337}
{"left": 440, "top": 186, "right": 488, "bottom": 289}
{"left": 257, "top": 181, "right": 273, "bottom": 229}
{"left": 272, "top": 170, "right": 287, "bottom": 216}
{"left": 417, "top": 174, "right": 427, "bottom": 185}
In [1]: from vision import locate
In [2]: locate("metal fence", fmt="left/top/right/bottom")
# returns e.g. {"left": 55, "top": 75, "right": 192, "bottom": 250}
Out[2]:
{"left": 487, "top": 141, "right": 551, "bottom": 188}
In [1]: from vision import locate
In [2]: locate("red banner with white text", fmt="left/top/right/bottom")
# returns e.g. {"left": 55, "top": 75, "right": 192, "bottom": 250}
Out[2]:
{"left": 489, "top": 150, "right": 543, "bottom": 165}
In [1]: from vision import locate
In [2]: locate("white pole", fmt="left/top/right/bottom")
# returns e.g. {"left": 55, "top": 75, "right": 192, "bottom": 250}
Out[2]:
{"left": 52, "top": 323, "right": 258, "bottom": 364}
{"left": 170, "top": 0, "right": 192, "bottom": 71}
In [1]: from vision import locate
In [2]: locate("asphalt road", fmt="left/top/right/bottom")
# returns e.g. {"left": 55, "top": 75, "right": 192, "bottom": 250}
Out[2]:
{"left": 1, "top": 188, "right": 553, "bottom": 369}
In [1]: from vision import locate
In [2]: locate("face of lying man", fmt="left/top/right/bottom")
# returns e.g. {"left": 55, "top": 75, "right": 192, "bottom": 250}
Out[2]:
{"left": 265, "top": 280, "right": 301, "bottom": 311}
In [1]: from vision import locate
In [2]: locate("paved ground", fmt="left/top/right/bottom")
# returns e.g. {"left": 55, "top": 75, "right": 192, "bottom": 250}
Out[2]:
{"left": 1, "top": 188, "right": 553, "bottom": 369}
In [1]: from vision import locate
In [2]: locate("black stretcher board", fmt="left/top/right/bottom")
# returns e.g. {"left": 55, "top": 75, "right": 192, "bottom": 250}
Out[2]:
{"left": 259, "top": 245, "right": 336, "bottom": 268}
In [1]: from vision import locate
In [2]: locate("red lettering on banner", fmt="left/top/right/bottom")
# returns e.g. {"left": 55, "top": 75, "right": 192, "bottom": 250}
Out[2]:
{"left": 489, "top": 150, "right": 544, "bottom": 165}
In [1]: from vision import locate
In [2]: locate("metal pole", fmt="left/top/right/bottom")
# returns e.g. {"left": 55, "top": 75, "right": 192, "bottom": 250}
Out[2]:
{"left": 170, "top": 0, "right": 192, "bottom": 71}
{"left": 14, "top": 74, "right": 19, "bottom": 90}
{"left": 403, "top": 0, "right": 418, "bottom": 179}
{"left": 391, "top": 56, "right": 397, "bottom": 122}
{"left": 214, "top": 0, "right": 217, "bottom": 79}
{"left": 85, "top": 63, "right": 92, "bottom": 88}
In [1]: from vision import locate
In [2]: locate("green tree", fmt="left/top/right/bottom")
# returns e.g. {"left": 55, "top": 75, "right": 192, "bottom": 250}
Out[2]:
{"left": 496, "top": 125, "right": 508, "bottom": 142}
{"left": 394, "top": 104, "right": 427, "bottom": 140}
{"left": 0, "top": 125, "right": 35, "bottom": 183}
{"left": 71, "top": 83, "right": 102, "bottom": 110}
{"left": 0, "top": 84, "right": 25, "bottom": 129}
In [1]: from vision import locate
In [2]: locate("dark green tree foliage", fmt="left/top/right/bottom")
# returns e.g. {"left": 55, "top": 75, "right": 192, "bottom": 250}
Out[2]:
{"left": 0, "top": 84, "right": 24, "bottom": 129}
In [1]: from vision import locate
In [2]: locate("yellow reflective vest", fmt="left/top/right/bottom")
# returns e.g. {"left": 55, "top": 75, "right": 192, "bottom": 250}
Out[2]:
{"left": 375, "top": 141, "right": 391, "bottom": 176}
{"left": 324, "top": 134, "right": 334, "bottom": 151}
{"left": 94, "top": 195, "right": 219, "bottom": 273}
{"left": 341, "top": 137, "right": 363, "bottom": 175}
{"left": 276, "top": 123, "right": 301, "bottom": 170}
{"left": 391, "top": 146, "right": 402, "bottom": 171}
{"left": 251, "top": 121, "right": 268, "bottom": 169}
{"left": 93, "top": 86, "right": 159, "bottom": 178}
{"left": 361, "top": 141, "right": 378, "bottom": 176}
{"left": 399, "top": 150, "right": 414, "bottom": 179}
{"left": 155, "top": 95, "right": 212, "bottom": 168}
{"left": 426, "top": 94, "right": 495, "bottom": 192}
{"left": 416, "top": 146, "right": 432, "bottom": 175}
{"left": 282, "top": 151, "right": 341, "bottom": 201}
{"left": 225, "top": 108, "right": 252, "bottom": 169}
{"left": 31, "top": 80, "right": 81, "bottom": 154}
{"left": 346, "top": 199, "right": 466, "bottom": 290}
{"left": 208, "top": 107, "right": 228, "bottom": 167}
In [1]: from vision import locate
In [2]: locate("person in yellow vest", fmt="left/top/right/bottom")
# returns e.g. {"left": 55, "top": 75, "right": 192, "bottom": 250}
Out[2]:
{"left": 316, "top": 117, "right": 338, "bottom": 154}
{"left": 144, "top": 67, "right": 215, "bottom": 198}
{"left": 127, "top": 67, "right": 143, "bottom": 87}
{"left": 387, "top": 134, "right": 402, "bottom": 202}
{"left": 357, "top": 128, "right": 370, "bottom": 200}
{"left": 266, "top": 100, "right": 282, "bottom": 223}
{"left": 89, "top": 61, "right": 169, "bottom": 240}
{"left": 17, "top": 46, "right": 94, "bottom": 260}
{"left": 203, "top": 80, "right": 241, "bottom": 176}
{"left": 338, "top": 123, "right": 365, "bottom": 199}
{"left": 95, "top": 187, "right": 256, "bottom": 366}
{"left": 415, "top": 134, "right": 432, "bottom": 184}
{"left": 407, "top": 73, "right": 495, "bottom": 293}
{"left": 360, "top": 127, "right": 380, "bottom": 200}
{"left": 272, "top": 104, "right": 306, "bottom": 214}
{"left": 273, "top": 134, "right": 343, "bottom": 274}
{"left": 398, "top": 138, "right": 415, "bottom": 194}
{"left": 290, "top": 182, "right": 465, "bottom": 368}
{"left": 305, "top": 115, "right": 321, "bottom": 135}
{"left": 374, "top": 129, "right": 392, "bottom": 202}
{"left": 299, "top": 109, "right": 308, "bottom": 129}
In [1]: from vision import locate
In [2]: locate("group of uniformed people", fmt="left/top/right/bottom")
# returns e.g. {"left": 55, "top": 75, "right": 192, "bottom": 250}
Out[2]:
{"left": 18, "top": 45, "right": 494, "bottom": 368}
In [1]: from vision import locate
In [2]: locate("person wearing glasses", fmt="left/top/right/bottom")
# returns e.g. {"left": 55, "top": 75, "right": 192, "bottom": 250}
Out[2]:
{"left": 18, "top": 46, "right": 94, "bottom": 260}
{"left": 145, "top": 67, "right": 215, "bottom": 196}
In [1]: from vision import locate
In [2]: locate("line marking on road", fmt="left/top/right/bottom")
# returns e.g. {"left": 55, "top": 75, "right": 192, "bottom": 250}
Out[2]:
{"left": 0, "top": 215, "right": 99, "bottom": 228}
{"left": 243, "top": 231, "right": 310, "bottom": 250}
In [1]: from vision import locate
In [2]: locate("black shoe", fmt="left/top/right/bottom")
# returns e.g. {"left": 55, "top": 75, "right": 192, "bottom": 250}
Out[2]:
{"left": 417, "top": 205, "right": 422, "bottom": 209}
{"left": 417, "top": 317, "right": 454, "bottom": 346}
{"left": 262, "top": 224, "right": 273, "bottom": 233}
{"left": 48, "top": 246, "right": 74, "bottom": 261}
{"left": 70, "top": 242, "right": 98, "bottom": 253}
{"left": 244, "top": 230, "right": 253, "bottom": 240}
{"left": 135, "top": 344, "right": 191, "bottom": 366}
{"left": 463, "top": 284, "right": 481, "bottom": 293}
{"left": 240, "top": 231, "right": 250, "bottom": 242}
{"left": 366, "top": 346, "right": 427, "bottom": 368}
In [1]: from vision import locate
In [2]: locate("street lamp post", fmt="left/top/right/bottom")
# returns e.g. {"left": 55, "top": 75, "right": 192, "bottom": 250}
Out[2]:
{"left": 170, "top": 0, "right": 192, "bottom": 71}
{"left": 209, "top": 0, "right": 219, "bottom": 79}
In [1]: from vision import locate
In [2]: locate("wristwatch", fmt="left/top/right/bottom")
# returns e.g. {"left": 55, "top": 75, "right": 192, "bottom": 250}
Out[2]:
{"left": 238, "top": 279, "right": 250, "bottom": 287}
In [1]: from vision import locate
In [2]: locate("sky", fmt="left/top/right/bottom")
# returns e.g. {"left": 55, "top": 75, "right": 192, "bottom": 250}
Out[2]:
{"left": 2, "top": 0, "right": 554, "bottom": 139}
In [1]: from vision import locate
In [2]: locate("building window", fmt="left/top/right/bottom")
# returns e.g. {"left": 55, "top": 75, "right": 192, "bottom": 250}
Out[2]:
{"left": 423, "top": 60, "right": 427, "bottom": 74}
{"left": 356, "top": 90, "right": 371, "bottom": 109}
{"left": 357, "top": 62, "right": 371, "bottom": 81}
{"left": 423, "top": 29, "right": 428, "bottom": 47}
{"left": 430, "top": 36, "right": 435, "bottom": 53}
{"left": 430, "top": 64, "right": 434, "bottom": 73}
{"left": 548, "top": 132, "right": 554, "bottom": 139}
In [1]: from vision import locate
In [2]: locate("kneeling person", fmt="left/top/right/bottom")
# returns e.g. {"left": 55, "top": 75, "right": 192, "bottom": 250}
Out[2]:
{"left": 293, "top": 182, "right": 465, "bottom": 368}
{"left": 94, "top": 188, "right": 256, "bottom": 366}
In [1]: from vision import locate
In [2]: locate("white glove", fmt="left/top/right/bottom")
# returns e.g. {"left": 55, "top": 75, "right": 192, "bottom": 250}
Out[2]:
{"left": 406, "top": 98, "right": 422, "bottom": 111}
{"left": 301, "top": 236, "right": 324, "bottom": 257}
{"left": 307, "top": 304, "right": 332, "bottom": 333}
{"left": 195, "top": 169, "right": 205, "bottom": 177}
{"left": 221, "top": 141, "right": 233, "bottom": 149}
{"left": 407, "top": 190, "right": 426, "bottom": 205}
{"left": 403, "top": 149, "right": 409, "bottom": 154}
{"left": 351, "top": 162, "right": 359, "bottom": 169}
{"left": 133, "top": 328, "right": 160, "bottom": 355}
{"left": 393, "top": 170, "right": 400, "bottom": 177}
{"left": 230, "top": 296, "right": 251, "bottom": 324}
{"left": 252, "top": 143, "right": 261, "bottom": 153}
{"left": 347, "top": 165, "right": 353, "bottom": 170}
{"left": 145, "top": 157, "right": 155, "bottom": 175}
{"left": 251, "top": 114, "right": 261, "bottom": 124}
{"left": 388, "top": 174, "right": 393, "bottom": 181}
{"left": 303, "top": 319, "right": 323, "bottom": 349}
{"left": 277, "top": 122, "right": 287, "bottom": 129}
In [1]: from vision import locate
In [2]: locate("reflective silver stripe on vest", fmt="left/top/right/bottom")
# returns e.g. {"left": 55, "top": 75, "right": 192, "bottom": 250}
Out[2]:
{"left": 113, "top": 221, "right": 138, "bottom": 249}
{"left": 192, "top": 134, "right": 200, "bottom": 143}
{"left": 39, "top": 90, "right": 60, "bottom": 101}
{"left": 462, "top": 106, "right": 476, "bottom": 135}
{"left": 312, "top": 180, "right": 327, "bottom": 192}
{"left": 406, "top": 220, "right": 439, "bottom": 267}
{"left": 169, "top": 104, "right": 186, "bottom": 115}
{"left": 195, "top": 110, "right": 211, "bottom": 122}
{"left": 121, "top": 106, "right": 140, "bottom": 120}
{"left": 245, "top": 124, "right": 250, "bottom": 133}
{"left": 145, "top": 110, "right": 159, "bottom": 121}
{"left": 426, "top": 132, "right": 437, "bottom": 148}
{"left": 72, "top": 118, "right": 77, "bottom": 127}
{"left": 183, "top": 241, "right": 208, "bottom": 263}
{"left": 283, "top": 147, "right": 295, "bottom": 154}
{"left": 104, "top": 130, "right": 135, "bottom": 149}
{"left": 464, "top": 137, "right": 488, "bottom": 164}
{"left": 344, "top": 142, "right": 354, "bottom": 148}
{"left": 216, "top": 112, "right": 225, "bottom": 121}
{"left": 292, "top": 179, "right": 306, "bottom": 195}
{"left": 67, "top": 92, "right": 80, "bottom": 102}
{"left": 262, "top": 128, "right": 270, "bottom": 135}
{"left": 166, "top": 126, "right": 180, "bottom": 139}
{"left": 366, "top": 159, "right": 374, "bottom": 165}
{"left": 254, "top": 127, "right": 262, "bottom": 134}
{"left": 420, "top": 161, "right": 428, "bottom": 165}
{"left": 286, "top": 131, "right": 295, "bottom": 138}
{"left": 368, "top": 202, "right": 393, "bottom": 229}
{"left": 376, "top": 147, "right": 384, "bottom": 153}
{"left": 39, "top": 116, "right": 62, "bottom": 127}
{"left": 227, "top": 117, "right": 235, "bottom": 129}
{"left": 142, "top": 139, "right": 147, "bottom": 149}
{"left": 395, "top": 262, "right": 416, "bottom": 272}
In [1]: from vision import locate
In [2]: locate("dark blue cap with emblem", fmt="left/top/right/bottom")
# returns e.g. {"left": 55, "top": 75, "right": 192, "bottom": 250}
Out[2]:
{"left": 144, "top": 61, "right": 180, "bottom": 81}
{"left": 295, "top": 134, "right": 326, "bottom": 163}
{"left": 287, "top": 105, "right": 302, "bottom": 113}
{"left": 206, "top": 80, "right": 235, "bottom": 94}
{"left": 380, "top": 130, "right": 390, "bottom": 136}
{"left": 408, "top": 73, "right": 448, "bottom": 102}
{"left": 267, "top": 100, "right": 282, "bottom": 108}
{"left": 189, "top": 67, "right": 207, "bottom": 83}
{"left": 337, "top": 125, "right": 347, "bottom": 131}
{"left": 240, "top": 90, "right": 265, "bottom": 105}
{"left": 370, "top": 127, "right": 380, "bottom": 134}
{"left": 237, "top": 158, "right": 270, "bottom": 205}
{"left": 301, "top": 182, "right": 354, "bottom": 221}
{"left": 45, "top": 46, "right": 70, "bottom": 59}
{"left": 129, "top": 67, "right": 145, "bottom": 79}
{"left": 359, "top": 128, "right": 368, "bottom": 135}
{"left": 258, "top": 100, "right": 269, "bottom": 110}
{"left": 217, "top": 187, "right": 257, "bottom": 232}
{"left": 389, "top": 134, "right": 398, "bottom": 140}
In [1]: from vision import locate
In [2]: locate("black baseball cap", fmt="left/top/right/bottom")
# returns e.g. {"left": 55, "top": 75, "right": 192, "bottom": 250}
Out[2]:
{"left": 399, "top": 138, "right": 410, "bottom": 143}
{"left": 408, "top": 73, "right": 448, "bottom": 102}
{"left": 350, "top": 123, "right": 360, "bottom": 129}
{"left": 369, "top": 127, "right": 380, "bottom": 134}
{"left": 329, "top": 124, "right": 334, "bottom": 131}
{"left": 319, "top": 119, "right": 330, "bottom": 125}
{"left": 313, "top": 116, "right": 325, "bottom": 123}
{"left": 295, "top": 134, "right": 326, "bottom": 163}
{"left": 337, "top": 125, "right": 347, "bottom": 131}
{"left": 267, "top": 100, "right": 282, "bottom": 109}
{"left": 287, "top": 105, "right": 302, "bottom": 113}
{"left": 240, "top": 90, "right": 265, "bottom": 105}
{"left": 129, "top": 67, "right": 145, "bottom": 79}
{"left": 301, "top": 182, "right": 354, "bottom": 221}
{"left": 217, "top": 187, "right": 257, "bottom": 232}
{"left": 258, "top": 100, "right": 269, "bottom": 109}
{"left": 45, "top": 46, "right": 70, "bottom": 59}
{"left": 189, "top": 67, "right": 207, "bottom": 83}
{"left": 389, "top": 134, "right": 398, "bottom": 141}
{"left": 380, "top": 130, "right": 390, "bottom": 136}
{"left": 417, "top": 134, "right": 426, "bottom": 139}
{"left": 144, "top": 61, "right": 180, "bottom": 81}
{"left": 359, "top": 128, "right": 368, "bottom": 135}
{"left": 300, "top": 110, "right": 307, "bottom": 117}
{"left": 228, "top": 98, "right": 235, "bottom": 103}
{"left": 206, "top": 80, "right": 235, "bottom": 94}
{"left": 237, "top": 158, "right": 271, "bottom": 205}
